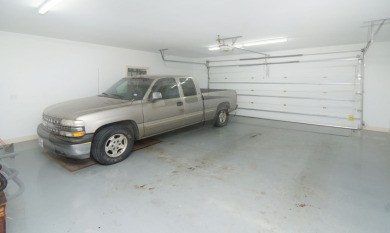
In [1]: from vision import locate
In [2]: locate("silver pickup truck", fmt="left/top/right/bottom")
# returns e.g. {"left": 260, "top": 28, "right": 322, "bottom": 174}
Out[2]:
{"left": 37, "top": 75, "right": 237, "bottom": 165}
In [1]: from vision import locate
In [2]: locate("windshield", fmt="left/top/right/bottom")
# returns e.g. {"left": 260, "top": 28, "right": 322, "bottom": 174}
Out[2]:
{"left": 101, "top": 78, "right": 153, "bottom": 101}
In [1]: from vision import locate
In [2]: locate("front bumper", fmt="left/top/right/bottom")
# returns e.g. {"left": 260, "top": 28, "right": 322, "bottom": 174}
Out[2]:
{"left": 37, "top": 124, "right": 93, "bottom": 159}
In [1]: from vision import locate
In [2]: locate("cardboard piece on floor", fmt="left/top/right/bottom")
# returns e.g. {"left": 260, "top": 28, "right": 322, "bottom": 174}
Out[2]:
{"left": 43, "top": 138, "right": 162, "bottom": 172}
{"left": 0, "top": 192, "right": 6, "bottom": 233}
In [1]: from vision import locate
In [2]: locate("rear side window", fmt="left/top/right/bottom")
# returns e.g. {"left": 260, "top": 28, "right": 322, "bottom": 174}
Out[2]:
{"left": 180, "top": 78, "right": 197, "bottom": 97}
{"left": 151, "top": 78, "right": 180, "bottom": 99}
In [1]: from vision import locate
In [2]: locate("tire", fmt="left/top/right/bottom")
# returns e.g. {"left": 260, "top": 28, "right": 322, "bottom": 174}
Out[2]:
{"left": 91, "top": 125, "right": 134, "bottom": 165}
{"left": 214, "top": 109, "right": 228, "bottom": 127}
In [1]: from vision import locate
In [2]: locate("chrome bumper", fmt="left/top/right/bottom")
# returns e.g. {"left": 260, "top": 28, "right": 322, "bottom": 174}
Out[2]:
{"left": 37, "top": 124, "right": 92, "bottom": 159}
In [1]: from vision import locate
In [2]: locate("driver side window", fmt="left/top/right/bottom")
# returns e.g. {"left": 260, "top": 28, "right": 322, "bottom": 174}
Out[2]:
{"left": 151, "top": 78, "right": 180, "bottom": 99}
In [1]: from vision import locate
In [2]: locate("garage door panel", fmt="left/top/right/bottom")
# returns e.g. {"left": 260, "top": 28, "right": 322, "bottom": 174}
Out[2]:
{"left": 237, "top": 89, "right": 357, "bottom": 99}
{"left": 214, "top": 83, "right": 357, "bottom": 92}
{"left": 210, "top": 73, "right": 357, "bottom": 83}
{"left": 237, "top": 108, "right": 358, "bottom": 128}
{"left": 238, "top": 103, "right": 356, "bottom": 119}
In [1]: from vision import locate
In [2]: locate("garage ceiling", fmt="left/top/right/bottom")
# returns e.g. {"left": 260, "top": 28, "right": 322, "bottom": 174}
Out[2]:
{"left": 0, "top": 0, "right": 389, "bottom": 58}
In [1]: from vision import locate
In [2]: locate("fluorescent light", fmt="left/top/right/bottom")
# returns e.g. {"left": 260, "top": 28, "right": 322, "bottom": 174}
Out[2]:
{"left": 208, "top": 47, "right": 220, "bottom": 51}
{"left": 243, "top": 38, "right": 287, "bottom": 47}
{"left": 38, "top": 0, "right": 63, "bottom": 14}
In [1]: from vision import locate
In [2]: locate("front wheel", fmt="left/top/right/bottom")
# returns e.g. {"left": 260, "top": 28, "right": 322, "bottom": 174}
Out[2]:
{"left": 214, "top": 109, "right": 228, "bottom": 127}
{"left": 91, "top": 125, "right": 134, "bottom": 165}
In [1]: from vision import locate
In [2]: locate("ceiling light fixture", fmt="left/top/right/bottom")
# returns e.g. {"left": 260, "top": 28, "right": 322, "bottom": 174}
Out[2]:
{"left": 208, "top": 36, "right": 287, "bottom": 51}
{"left": 38, "top": 0, "right": 63, "bottom": 14}
{"left": 208, "top": 44, "right": 243, "bottom": 51}
{"left": 208, "top": 35, "right": 243, "bottom": 51}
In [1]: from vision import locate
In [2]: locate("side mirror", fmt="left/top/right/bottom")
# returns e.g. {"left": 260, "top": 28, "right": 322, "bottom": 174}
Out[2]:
{"left": 151, "top": 92, "right": 162, "bottom": 102}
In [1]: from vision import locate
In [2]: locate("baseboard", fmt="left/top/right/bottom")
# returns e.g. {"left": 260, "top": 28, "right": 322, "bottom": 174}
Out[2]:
{"left": 3, "top": 135, "right": 38, "bottom": 144}
{"left": 363, "top": 126, "right": 390, "bottom": 133}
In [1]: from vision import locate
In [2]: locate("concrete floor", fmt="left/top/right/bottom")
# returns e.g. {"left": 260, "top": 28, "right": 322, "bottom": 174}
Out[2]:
{"left": 1, "top": 116, "right": 390, "bottom": 233}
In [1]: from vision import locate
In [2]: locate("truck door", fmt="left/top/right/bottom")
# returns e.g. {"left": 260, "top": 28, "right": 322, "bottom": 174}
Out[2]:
{"left": 143, "top": 78, "right": 184, "bottom": 136}
{"left": 179, "top": 77, "right": 204, "bottom": 126}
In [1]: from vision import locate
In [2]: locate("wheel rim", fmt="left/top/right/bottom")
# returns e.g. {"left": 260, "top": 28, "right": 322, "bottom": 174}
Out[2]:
{"left": 105, "top": 133, "right": 128, "bottom": 158}
{"left": 219, "top": 110, "right": 227, "bottom": 124}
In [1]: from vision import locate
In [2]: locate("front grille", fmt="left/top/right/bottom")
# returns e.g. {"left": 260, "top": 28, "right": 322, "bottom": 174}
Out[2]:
{"left": 43, "top": 114, "right": 61, "bottom": 125}
{"left": 42, "top": 114, "right": 69, "bottom": 135}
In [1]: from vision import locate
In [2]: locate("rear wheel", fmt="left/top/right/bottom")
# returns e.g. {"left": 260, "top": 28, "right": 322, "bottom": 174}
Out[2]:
{"left": 91, "top": 125, "right": 134, "bottom": 165}
{"left": 214, "top": 109, "right": 228, "bottom": 127}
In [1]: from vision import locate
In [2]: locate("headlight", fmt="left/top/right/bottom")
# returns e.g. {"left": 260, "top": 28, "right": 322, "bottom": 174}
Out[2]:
{"left": 59, "top": 120, "right": 85, "bottom": 137}
{"left": 60, "top": 119, "right": 84, "bottom": 127}
{"left": 42, "top": 115, "right": 86, "bottom": 137}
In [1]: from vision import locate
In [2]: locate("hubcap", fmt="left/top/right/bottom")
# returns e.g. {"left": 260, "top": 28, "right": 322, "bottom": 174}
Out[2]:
{"left": 105, "top": 134, "right": 128, "bottom": 158}
{"left": 219, "top": 111, "right": 227, "bottom": 123}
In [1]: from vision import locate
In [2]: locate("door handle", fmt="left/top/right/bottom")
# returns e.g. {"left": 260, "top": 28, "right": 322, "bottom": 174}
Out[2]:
{"left": 177, "top": 102, "right": 183, "bottom": 106}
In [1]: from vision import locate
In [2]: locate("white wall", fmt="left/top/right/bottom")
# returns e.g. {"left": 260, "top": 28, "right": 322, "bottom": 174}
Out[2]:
{"left": 364, "top": 41, "right": 390, "bottom": 132}
{"left": 0, "top": 31, "right": 207, "bottom": 143}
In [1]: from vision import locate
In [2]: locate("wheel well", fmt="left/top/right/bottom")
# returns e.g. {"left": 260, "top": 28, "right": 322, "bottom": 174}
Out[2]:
{"left": 217, "top": 102, "right": 230, "bottom": 113}
{"left": 94, "top": 121, "right": 140, "bottom": 140}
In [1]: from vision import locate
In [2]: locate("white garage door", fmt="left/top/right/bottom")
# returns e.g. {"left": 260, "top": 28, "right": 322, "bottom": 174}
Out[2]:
{"left": 208, "top": 50, "right": 363, "bottom": 129}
